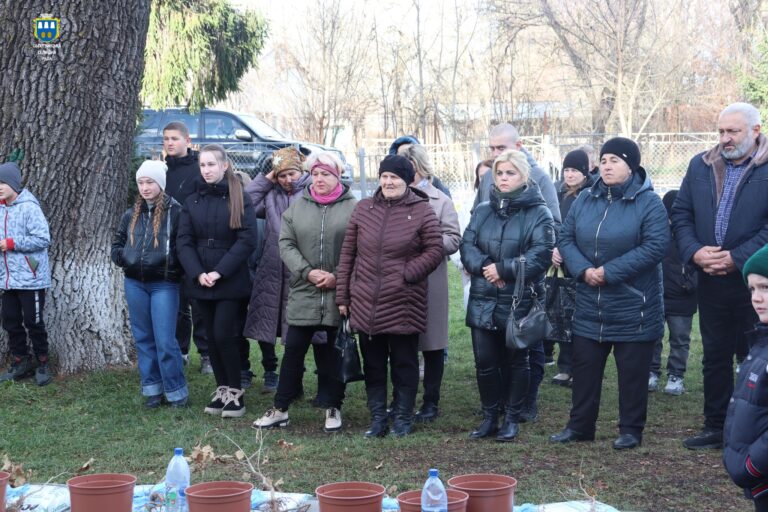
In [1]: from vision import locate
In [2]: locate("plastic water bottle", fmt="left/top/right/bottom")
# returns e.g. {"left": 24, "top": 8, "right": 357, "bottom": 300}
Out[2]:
{"left": 421, "top": 468, "right": 448, "bottom": 512}
{"left": 165, "top": 447, "right": 190, "bottom": 512}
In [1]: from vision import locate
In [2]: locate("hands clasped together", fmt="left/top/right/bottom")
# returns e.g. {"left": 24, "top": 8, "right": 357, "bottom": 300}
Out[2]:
{"left": 693, "top": 246, "right": 735, "bottom": 276}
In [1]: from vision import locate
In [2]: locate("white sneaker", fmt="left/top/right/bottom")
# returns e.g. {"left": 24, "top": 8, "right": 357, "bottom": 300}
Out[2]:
{"left": 252, "top": 407, "right": 289, "bottom": 429}
{"left": 324, "top": 407, "right": 342, "bottom": 433}
{"left": 663, "top": 375, "right": 685, "bottom": 396}
{"left": 648, "top": 373, "right": 659, "bottom": 392}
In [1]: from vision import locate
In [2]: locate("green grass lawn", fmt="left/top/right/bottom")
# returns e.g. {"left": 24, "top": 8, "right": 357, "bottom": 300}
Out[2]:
{"left": 0, "top": 266, "right": 752, "bottom": 511}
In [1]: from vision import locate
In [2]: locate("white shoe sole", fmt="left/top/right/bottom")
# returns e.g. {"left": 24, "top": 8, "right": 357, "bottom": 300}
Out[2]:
{"left": 252, "top": 418, "right": 289, "bottom": 429}
{"left": 204, "top": 406, "right": 223, "bottom": 415}
{"left": 663, "top": 388, "right": 684, "bottom": 396}
{"left": 222, "top": 407, "right": 246, "bottom": 418}
{"left": 324, "top": 423, "right": 342, "bottom": 433}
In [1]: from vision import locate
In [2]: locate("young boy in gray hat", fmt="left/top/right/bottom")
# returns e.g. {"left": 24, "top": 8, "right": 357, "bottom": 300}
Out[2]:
{"left": 0, "top": 161, "right": 53, "bottom": 386}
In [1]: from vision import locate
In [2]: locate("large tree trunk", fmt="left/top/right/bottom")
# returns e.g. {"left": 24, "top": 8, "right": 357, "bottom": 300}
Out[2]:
{"left": 0, "top": 1, "right": 151, "bottom": 372}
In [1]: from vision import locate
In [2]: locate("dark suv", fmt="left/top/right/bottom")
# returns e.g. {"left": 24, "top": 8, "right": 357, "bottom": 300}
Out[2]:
{"left": 135, "top": 108, "right": 352, "bottom": 178}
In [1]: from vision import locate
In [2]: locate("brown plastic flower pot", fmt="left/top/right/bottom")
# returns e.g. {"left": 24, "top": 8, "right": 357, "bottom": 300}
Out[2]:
{"left": 0, "top": 470, "right": 9, "bottom": 512}
{"left": 396, "top": 488, "right": 469, "bottom": 512}
{"left": 315, "top": 481, "right": 385, "bottom": 512}
{"left": 447, "top": 473, "right": 517, "bottom": 512}
{"left": 185, "top": 481, "right": 254, "bottom": 512}
{"left": 67, "top": 473, "right": 136, "bottom": 512}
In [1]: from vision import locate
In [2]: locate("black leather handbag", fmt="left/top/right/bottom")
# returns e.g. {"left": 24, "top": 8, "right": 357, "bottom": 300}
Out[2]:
{"left": 505, "top": 223, "right": 553, "bottom": 350}
{"left": 333, "top": 316, "right": 364, "bottom": 383}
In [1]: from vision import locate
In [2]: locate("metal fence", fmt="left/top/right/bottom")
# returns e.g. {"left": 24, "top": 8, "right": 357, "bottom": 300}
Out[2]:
{"left": 353, "top": 133, "right": 719, "bottom": 198}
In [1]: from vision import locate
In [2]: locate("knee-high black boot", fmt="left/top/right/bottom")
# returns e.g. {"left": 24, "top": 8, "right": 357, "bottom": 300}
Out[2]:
{"left": 391, "top": 385, "right": 417, "bottom": 437}
{"left": 364, "top": 386, "right": 389, "bottom": 438}
{"left": 470, "top": 367, "right": 501, "bottom": 439}
{"left": 497, "top": 365, "right": 529, "bottom": 442}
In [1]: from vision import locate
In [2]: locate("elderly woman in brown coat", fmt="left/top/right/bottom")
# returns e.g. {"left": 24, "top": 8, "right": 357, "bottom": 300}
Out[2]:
{"left": 336, "top": 155, "right": 443, "bottom": 438}
{"left": 398, "top": 144, "right": 461, "bottom": 422}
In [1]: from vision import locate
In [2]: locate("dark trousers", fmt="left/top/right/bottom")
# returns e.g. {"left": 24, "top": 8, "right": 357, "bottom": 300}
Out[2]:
{"left": 2, "top": 289, "right": 48, "bottom": 359}
{"left": 568, "top": 335, "right": 656, "bottom": 438}
{"left": 421, "top": 349, "right": 445, "bottom": 405}
{"left": 527, "top": 339, "right": 545, "bottom": 405}
{"left": 196, "top": 299, "right": 247, "bottom": 389}
{"left": 557, "top": 341, "right": 573, "bottom": 374}
{"left": 698, "top": 273, "right": 757, "bottom": 430}
{"left": 755, "top": 497, "right": 768, "bottom": 512}
{"left": 471, "top": 328, "right": 529, "bottom": 418}
{"left": 240, "top": 339, "right": 278, "bottom": 373}
{"left": 274, "top": 326, "right": 345, "bottom": 410}
{"left": 359, "top": 332, "right": 419, "bottom": 407}
{"left": 176, "top": 286, "right": 208, "bottom": 356}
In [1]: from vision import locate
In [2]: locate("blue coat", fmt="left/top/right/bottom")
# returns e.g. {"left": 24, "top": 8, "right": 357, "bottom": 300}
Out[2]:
{"left": 0, "top": 189, "right": 51, "bottom": 290}
{"left": 671, "top": 134, "right": 768, "bottom": 271}
{"left": 461, "top": 182, "right": 555, "bottom": 331}
{"left": 558, "top": 167, "right": 669, "bottom": 342}
{"left": 723, "top": 324, "right": 768, "bottom": 502}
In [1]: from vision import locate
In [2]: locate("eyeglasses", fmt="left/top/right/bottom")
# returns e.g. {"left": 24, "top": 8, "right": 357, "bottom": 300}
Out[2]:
{"left": 488, "top": 145, "right": 508, "bottom": 153}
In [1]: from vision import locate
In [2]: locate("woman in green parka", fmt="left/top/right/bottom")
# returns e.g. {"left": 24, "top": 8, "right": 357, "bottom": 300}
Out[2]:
{"left": 252, "top": 151, "right": 357, "bottom": 433}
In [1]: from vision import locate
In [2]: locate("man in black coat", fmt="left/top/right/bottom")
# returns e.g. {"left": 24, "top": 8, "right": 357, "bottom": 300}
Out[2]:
{"left": 163, "top": 121, "right": 211, "bottom": 374}
{"left": 672, "top": 102, "right": 768, "bottom": 450}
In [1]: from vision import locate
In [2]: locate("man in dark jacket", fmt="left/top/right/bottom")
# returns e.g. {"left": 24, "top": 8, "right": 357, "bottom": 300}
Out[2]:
{"left": 649, "top": 190, "right": 697, "bottom": 395}
{"left": 162, "top": 121, "right": 211, "bottom": 374}
{"left": 672, "top": 102, "right": 768, "bottom": 450}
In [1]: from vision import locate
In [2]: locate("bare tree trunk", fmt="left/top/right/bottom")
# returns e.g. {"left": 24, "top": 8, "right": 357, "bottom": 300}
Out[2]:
{"left": 0, "top": 1, "right": 151, "bottom": 372}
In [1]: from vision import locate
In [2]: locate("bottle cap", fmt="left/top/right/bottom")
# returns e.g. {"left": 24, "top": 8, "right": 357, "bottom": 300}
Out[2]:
{"left": 429, "top": 468, "right": 438, "bottom": 477}
{"left": 174, "top": 447, "right": 183, "bottom": 456}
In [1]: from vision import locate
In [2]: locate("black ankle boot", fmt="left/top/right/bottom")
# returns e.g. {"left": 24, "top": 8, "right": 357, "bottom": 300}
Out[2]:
{"left": 496, "top": 414, "right": 520, "bottom": 442}
{"left": 469, "top": 406, "right": 499, "bottom": 439}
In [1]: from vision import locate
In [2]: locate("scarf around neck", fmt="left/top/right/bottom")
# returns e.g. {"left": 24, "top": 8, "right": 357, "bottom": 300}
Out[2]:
{"left": 310, "top": 182, "right": 343, "bottom": 204}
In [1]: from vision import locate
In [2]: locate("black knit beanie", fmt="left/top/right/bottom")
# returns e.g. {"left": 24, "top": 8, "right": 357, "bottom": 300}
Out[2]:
{"left": 600, "top": 137, "right": 641, "bottom": 172}
{"left": 562, "top": 150, "right": 590, "bottom": 177}
{"left": 379, "top": 154, "right": 415, "bottom": 184}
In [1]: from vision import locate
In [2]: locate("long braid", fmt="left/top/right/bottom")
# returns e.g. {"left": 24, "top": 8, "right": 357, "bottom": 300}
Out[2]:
{"left": 151, "top": 193, "right": 166, "bottom": 248}
{"left": 128, "top": 196, "right": 143, "bottom": 246}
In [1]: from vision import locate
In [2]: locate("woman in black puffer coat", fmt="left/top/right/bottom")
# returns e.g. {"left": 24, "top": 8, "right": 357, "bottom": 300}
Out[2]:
{"left": 177, "top": 144, "right": 257, "bottom": 419}
{"left": 460, "top": 149, "right": 555, "bottom": 442}
{"left": 111, "top": 161, "right": 188, "bottom": 408}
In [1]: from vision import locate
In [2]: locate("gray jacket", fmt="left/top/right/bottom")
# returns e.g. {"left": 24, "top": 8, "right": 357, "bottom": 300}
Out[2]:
{"left": 0, "top": 189, "right": 51, "bottom": 290}
{"left": 473, "top": 147, "right": 561, "bottom": 225}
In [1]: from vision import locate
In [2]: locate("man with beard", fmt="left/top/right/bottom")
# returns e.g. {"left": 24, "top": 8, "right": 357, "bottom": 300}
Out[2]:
{"left": 672, "top": 102, "right": 768, "bottom": 450}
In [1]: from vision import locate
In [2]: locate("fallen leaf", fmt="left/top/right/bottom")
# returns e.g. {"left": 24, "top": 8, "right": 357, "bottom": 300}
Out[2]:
{"left": 375, "top": 461, "right": 384, "bottom": 470}
{"left": 277, "top": 439, "right": 295, "bottom": 450}
{"left": 387, "top": 485, "right": 398, "bottom": 495}
{"left": 235, "top": 450, "right": 245, "bottom": 460}
{"left": 77, "top": 458, "right": 95, "bottom": 474}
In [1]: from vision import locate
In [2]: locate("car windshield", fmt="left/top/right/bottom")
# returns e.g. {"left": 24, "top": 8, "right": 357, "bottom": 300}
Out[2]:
{"left": 238, "top": 114, "right": 285, "bottom": 140}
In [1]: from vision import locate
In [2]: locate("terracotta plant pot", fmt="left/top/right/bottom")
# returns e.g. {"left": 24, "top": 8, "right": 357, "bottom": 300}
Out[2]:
{"left": 396, "top": 488, "right": 469, "bottom": 512}
{"left": 447, "top": 473, "right": 517, "bottom": 512}
{"left": 315, "top": 481, "right": 385, "bottom": 512}
{"left": 0, "top": 470, "right": 9, "bottom": 512}
{"left": 67, "top": 473, "right": 136, "bottom": 512}
{"left": 186, "top": 481, "right": 254, "bottom": 512}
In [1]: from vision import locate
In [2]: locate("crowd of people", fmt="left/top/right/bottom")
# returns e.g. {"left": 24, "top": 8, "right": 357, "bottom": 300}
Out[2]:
{"left": 1, "top": 101, "right": 768, "bottom": 509}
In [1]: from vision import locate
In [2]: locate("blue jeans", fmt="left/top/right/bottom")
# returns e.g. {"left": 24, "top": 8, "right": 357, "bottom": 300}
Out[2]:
{"left": 651, "top": 315, "right": 693, "bottom": 378}
{"left": 124, "top": 278, "right": 188, "bottom": 401}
